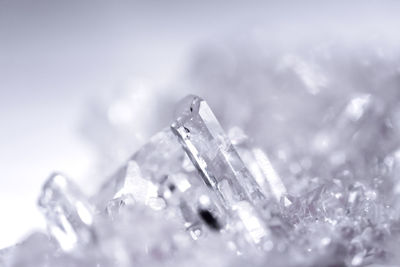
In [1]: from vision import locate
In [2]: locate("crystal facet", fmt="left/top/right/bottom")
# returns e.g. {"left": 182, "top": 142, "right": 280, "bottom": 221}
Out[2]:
{"left": 171, "top": 95, "right": 270, "bottom": 245}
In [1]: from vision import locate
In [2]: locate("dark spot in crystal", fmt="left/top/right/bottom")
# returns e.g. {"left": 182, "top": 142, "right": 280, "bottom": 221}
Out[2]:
{"left": 168, "top": 183, "right": 176, "bottom": 192}
{"left": 198, "top": 209, "right": 221, "bottom": 231}
{"left": 190, "top": 106, "right": 193, "bottom": 112}
{"left": 184, "top": 127, "right": 190, "bottom": 133}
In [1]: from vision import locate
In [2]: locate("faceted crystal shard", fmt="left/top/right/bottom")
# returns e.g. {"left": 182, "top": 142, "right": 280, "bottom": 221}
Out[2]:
{"left": 95, "top": 127, "right": 226, "bottom": 238}
{"left": 232, "top": 201, "right": 268, "bottom": 244}
{"left": 94, "top": 128, "right": 183, "bottom": 209}
{"left": 38, "top": 173, "right": 95, "bottom": 251}
{"left": 230, "top": 127, "right": 288, "bottom": 203}
{"left": 249, "top": 148, "right": 287, "bottom": 202}
{"left": 113, "top": 160, "right": 159, "bottom": 207}
{"left": 171, "top": 95, "right": 264, "bottom": 206}
{"left": 171, "top": 95, "right": 270, "bottom": 244}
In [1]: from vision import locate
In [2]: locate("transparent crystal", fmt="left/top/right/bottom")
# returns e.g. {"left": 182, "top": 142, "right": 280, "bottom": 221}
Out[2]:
{"left": 38, "top": 173, "right": 95, "bottom": 252}
{"left": 171, "top": 96, "right": 264, "bottom": 203}
{"left": 93, "top": 128, "right": 183, "bottom": 209}
{"left": 94, "top": 126, "right": 228, "bottom": 243}
{"left": 171, "top": 95, "right": 271, "bottom": 245}
{"left": 230, "top": 127, "right": 288, "bottom": 203}
{"left": 6, "top": 83, "right": 400, "bottom": 267}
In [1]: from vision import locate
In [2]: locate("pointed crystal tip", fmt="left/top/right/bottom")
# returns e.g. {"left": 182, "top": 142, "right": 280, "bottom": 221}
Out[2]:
{"left": 172, "top": 94, "right": 204, "bottom": 122}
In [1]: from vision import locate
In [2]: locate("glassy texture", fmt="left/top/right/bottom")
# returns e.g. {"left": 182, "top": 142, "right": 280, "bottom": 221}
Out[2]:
{"left": 171, "top": 95, "right": 270, "bottom": 245}
{"left": 38, "top": 173, "right": 95, "bottom": 252}
{"left": 4, "top": 93, "right": 400, "bottom": 267}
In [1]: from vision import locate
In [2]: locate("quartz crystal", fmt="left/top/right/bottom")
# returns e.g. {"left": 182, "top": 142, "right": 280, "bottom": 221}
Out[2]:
{"left": 171, "top": 95, "right": 270, "bottom": 245}
{"left": 4, "top": 91, "right": 400, "bottom": 267}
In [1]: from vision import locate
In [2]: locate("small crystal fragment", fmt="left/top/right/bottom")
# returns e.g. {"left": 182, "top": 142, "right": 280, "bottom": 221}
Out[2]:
{"left": 230, "top": 127, "right": 287, "bottom": 203}
{"left": 38, "top": 173, "right": 95, "bottom": 251}
{"left": 233, "top": 201, "right": 267, "bottom": 244}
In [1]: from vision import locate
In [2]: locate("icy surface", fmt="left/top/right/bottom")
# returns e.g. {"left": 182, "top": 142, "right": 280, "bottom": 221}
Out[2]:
{"left": 5, "top": 92, "right": 400, "bottom": 267}
{"left": 5, "top": 40, "right": 400, "bottom": 267}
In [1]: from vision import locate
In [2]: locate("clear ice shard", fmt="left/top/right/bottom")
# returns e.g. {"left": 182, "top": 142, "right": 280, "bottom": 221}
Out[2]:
{"left": 38, "top": 173, "right": 95, "bottom": 251}
{"left": 171, "top": 95, "right": 264, "bottom": 205}
{"left": 171, "top": 95, "right": 270, "bottom": 244}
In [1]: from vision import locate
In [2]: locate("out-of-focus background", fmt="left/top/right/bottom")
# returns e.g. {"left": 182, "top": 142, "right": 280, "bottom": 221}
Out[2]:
{"left": 1, "top": 1, "right": 400, "bottom": 249}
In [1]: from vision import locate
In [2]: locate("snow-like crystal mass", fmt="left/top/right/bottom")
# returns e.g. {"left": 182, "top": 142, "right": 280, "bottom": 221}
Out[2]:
{"left": 4, "top": 84, "right": 400, "bottom": 266}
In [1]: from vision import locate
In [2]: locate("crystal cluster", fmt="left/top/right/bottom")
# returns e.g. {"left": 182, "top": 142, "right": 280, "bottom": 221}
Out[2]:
{"left": 2, "top": 92, "right": 400, "bottom": 267}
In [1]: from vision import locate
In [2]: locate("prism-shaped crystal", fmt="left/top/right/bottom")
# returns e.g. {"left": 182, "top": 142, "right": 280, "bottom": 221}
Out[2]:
{"left": 38, "top": 173, "right": 95, "bottom": 251}
{"left": 171, "top": 95, "right": 270, "bottom": 244}
{"left": 171, "top": 95, "right": 264, "bottom": 206}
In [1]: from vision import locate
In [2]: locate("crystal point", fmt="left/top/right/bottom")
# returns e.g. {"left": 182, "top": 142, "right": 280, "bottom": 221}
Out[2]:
{"left": 171, "top": 95, "right": 271, "bottom": 244}
{"left": 171, "top": 95, "right": 262, "bottom": 205}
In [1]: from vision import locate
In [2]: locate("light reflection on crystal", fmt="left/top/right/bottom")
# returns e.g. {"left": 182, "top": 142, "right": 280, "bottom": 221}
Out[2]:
{"left": 6, "top": 87, "right": 400, "bottom": 266}
{"left": 171, "top": 95, "right": 271, "bottom": 247}
{"left": 251, "top": 148, "right": 287, "bottom": 202}
{"left": 233, "top": 201, "right": 267, "bottom": 244}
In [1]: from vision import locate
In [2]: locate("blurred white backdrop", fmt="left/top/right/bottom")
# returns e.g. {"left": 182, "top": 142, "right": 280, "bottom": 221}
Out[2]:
{"left": 1, "top": 1, "right": 400, "bottom": 248}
